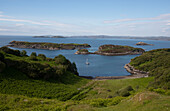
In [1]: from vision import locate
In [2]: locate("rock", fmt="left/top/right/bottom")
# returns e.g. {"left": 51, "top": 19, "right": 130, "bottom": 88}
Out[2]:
{"left": 124, "top": 63, "right": 149, "bottom": 76}
{"left": 136, "top": 42, "right": 153, "bottom": 45}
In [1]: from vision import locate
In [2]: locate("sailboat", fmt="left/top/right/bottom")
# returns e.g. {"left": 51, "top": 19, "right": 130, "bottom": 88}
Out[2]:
{"left": 86, "top": 58, "right": 90, "bottom": 65}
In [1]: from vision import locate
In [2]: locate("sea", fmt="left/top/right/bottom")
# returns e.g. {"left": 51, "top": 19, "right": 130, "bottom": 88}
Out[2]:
{"left": 0, "top": 35, "right": 170, "bottom": 77}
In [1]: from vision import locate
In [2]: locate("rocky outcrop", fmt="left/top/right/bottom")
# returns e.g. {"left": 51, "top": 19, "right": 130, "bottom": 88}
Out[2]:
{"left": 136, "top": 42, "right": 153, "bottom": 45}
{"left": 75, "top": 49, "right": 92, "bottom": 54}
{"left": 8, "top": 41, "right": 91, "bottom": 50}
{"left": 124, "top": 63, "right": 149, "bottom": 77}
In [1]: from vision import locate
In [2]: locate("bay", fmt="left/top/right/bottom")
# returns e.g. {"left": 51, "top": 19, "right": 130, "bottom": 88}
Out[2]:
{"left": 0, "top": 35, "right": 170, "bottom": 77}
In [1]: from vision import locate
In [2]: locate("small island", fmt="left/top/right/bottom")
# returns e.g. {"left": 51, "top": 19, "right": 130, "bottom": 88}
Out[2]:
{"left": 33, "top": 35, "right": 66, "bottom": 38}
{"left": 8, "top": 41, "right": 91, "bottom": 50}
{"left": 74, "top": 49, "right": 91, "bottom": 54}
{"left": 136, "top": 42, "right": 153, "bottom": 45}
{"left": 75, "top": 44, "right": 145, "bottom": 56}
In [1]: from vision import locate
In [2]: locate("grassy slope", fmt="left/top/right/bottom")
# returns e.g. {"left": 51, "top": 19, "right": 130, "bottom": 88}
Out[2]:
{"left": 130, "top": 48, "right": 170, "bottom": 89}
{"left": 0, "top": 68, "right": 89, "bottom": 101}
{"left": 1, "top": 75, "right": 169, "bottom": 111}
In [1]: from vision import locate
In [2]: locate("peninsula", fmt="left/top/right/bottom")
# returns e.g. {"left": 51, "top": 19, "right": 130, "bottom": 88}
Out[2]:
{"left": 75, "top": 44, "right": 145, "bottom": 56}
{"left": 8, "top": 41, "right": 91, "bottom": 50}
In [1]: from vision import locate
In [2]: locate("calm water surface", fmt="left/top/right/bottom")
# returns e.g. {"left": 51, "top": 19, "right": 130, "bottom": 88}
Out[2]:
{"left": 0, "top": 36, "right": 170, "bottom": 77}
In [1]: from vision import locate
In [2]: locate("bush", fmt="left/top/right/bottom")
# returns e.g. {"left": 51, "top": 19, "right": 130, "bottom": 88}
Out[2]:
{"left": 38, "top": 54, "right": 46, "bottom": 61}
{"left": 116, "top": 86, "right": 134, "bottom": 97}
{"left": 0, "top": 61, "right": 6, "bottom": 72}
{"left": 30, "top": 52, "right": 37, "bottom": 61}
{"left": 54, "top": 54, "right": 68, "bottom": 65}
{"left": 20, "top": 50, "right": 27, "bottom": 56}
{"left": 30, "top": 52, "right": 37, "bottom": 57}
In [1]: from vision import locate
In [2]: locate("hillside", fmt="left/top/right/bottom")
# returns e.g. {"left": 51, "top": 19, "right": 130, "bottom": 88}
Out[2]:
{"left": 0, "top": 47, "right": 170, "bottom": 110}
{"left": 130, "top": 48, "right": 170, "bottom": 89}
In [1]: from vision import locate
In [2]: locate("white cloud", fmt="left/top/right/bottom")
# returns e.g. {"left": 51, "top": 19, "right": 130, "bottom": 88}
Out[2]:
{"left": 16, "top": 24, "right": 25, "bottom": 26}
{"left": 0, "top": 18, "right": 51, "bottom": 26}
{"left": 0, "top": 28, "right": 10, "bottom": 31}
{"left": 104, "top": 13, "right": 170, "bottom": 23}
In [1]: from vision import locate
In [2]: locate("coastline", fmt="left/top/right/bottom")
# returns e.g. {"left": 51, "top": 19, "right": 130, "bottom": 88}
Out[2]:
{"left": 80, "top": 63, "right": 149, "bottom": 80}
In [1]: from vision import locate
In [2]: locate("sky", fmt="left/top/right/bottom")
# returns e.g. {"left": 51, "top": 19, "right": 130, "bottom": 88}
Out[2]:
{"left": 0, "top": 0, "right": 170, "bottom": 36}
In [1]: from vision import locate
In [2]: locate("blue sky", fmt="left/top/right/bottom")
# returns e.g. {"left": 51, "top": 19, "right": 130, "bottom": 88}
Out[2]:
{"left": 0, "top": 0, "right": 170, "bottom": 36}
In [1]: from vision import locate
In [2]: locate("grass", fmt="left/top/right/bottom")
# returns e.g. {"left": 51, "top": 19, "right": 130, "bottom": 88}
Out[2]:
{"left": 84, "top": 77, "right": 154, "bottom": 99}
{"left": 0, "top": 70, "right": 169, "bottom": 111}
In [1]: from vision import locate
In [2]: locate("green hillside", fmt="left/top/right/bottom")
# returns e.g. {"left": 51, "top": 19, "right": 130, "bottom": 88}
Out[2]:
{"left": 0, "top": 47, "right": 170, "bottom": 110}
{"left": 130, "top": 48, "right": 170, "bottom": 89}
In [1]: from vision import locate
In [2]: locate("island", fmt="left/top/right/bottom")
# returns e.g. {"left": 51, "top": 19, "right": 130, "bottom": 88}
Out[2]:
{"left": 8, "top": 41, "right": 91, "bottom": 50}
{"left": 74, "top": 49, "right": 91, "bottom": 54}
{"left": 75, "top": 44, "right": 145, "bottom": 56}
{"left": 33, "top": 35, "right": 66, "bottom": 38}
{"left": 135, "top": 42, "right": 153, "bottom": 45}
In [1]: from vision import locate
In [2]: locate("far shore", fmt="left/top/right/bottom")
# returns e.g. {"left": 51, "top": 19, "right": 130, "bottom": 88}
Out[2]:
{"left": 80, "top": 74, "right": 148, "bottom": 80}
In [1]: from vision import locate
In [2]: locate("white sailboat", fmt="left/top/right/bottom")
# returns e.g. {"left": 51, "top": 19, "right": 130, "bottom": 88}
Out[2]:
{"left": 86, "top": 58, "right": 90, "bottom": 65}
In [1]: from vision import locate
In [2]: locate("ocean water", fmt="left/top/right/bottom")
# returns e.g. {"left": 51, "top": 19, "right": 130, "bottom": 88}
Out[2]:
{"left": 0, "top": 35, "right": 170, "bottom": 77}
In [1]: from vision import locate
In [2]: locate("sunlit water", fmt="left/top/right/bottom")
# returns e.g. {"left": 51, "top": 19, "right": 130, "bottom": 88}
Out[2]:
{"left": 0, "top": 35, "right": 170, "bottom": 77}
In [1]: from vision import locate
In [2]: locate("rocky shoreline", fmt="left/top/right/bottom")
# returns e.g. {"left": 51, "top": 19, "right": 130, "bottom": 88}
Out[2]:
{"left": 80, "top": 63, "right": 149, "bottom": 80}
{"left": 8, "top": 41, "right": 91, "bottom": 50}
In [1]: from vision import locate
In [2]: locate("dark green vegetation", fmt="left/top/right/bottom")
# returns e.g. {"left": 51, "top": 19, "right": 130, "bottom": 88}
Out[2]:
{"left": 0, "top": 46, "right": 78, "bottom": 80}
{"left": 98, "top": 44, "right": 145, "bottom": 53}
{"left": 78, "top": 49, "right": 89, "bottom": 52}
{"left": 130, "top": 48, "right": 170, "bottom": 89}
{"left": 0, "top": 47, "right": 169, "bottom": 110}
{"left": 9, "top": 41, "right": 91, "bottom": 50}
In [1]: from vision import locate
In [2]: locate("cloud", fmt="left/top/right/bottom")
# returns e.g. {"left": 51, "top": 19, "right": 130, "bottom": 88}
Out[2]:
{"left": 0, "top": 18, "right": 52, "bottom": 26}
{"left": 104, "top": 13, "right": 170, "bottom": 23}
{"left": 0, "top": 28, "right": 10, "bottom": 31}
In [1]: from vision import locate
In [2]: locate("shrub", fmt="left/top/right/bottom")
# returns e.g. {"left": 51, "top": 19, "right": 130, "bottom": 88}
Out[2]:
{"left": 0, "top": 46, "right": 20, "bottom": 56}
{"left": 116, "top": 86, "right": 134, "bottom": 97}
{"left": 54, "top": 54, "right": 68, "bottom": 65}
{"left": 38, "top": 54, "right": 46, "bottom": 61}
{"left": 20, "top": 50, "right": 27, "bottom": 56}
{"left": 153, "top": 88, "right": 166, "bottom": 94}
{"left": 30, "top": 52, "right": 37, "bottom": 57}
{"left": 30, "top": 52, "right": 37, "bottom": 61}
{"left": 0, "top": 61, "right": 6, "bottom": 72}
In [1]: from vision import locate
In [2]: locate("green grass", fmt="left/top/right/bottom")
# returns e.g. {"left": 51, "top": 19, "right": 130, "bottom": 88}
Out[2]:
{"left": 84, "top": 77, "right": 154, "bottom": 99}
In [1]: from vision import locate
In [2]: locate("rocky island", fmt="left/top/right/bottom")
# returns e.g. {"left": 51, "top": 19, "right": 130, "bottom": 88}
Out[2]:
{"left": 33, "top": 36, "right": 66, "bottom": 38}
{"left": 75, "top": 44, "right": 145, "bottom": 56}
{"left": 8, "top": 41, "right": 91, "bottom": 50}
{"left": 136, "top": 42, "right": 153, "bottom": 45}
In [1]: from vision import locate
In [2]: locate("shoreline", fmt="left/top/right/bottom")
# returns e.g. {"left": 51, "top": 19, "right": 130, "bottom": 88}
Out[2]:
{"left": 80, "top": 63, "right": 149, "bottom": 80}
